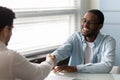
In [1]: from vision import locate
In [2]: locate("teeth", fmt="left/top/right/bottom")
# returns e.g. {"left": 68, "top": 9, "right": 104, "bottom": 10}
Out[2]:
{"left": 83, "top": 27, "right": 89, "bottom": 31}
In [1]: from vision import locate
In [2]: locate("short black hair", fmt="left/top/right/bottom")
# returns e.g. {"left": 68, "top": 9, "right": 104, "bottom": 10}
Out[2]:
{"left": 88, "top": 9, "right": 104, "bottom": 24}
{"left": 0, "top": 6, "right": 15, "bottom": 31}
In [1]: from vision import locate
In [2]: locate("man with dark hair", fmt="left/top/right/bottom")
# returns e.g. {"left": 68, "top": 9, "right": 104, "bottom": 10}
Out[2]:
{"left": 52, "top": 9, "right": 116, "bottom": 73}
{"left": 0, "top": 6, "right": 56, "bottom": 80}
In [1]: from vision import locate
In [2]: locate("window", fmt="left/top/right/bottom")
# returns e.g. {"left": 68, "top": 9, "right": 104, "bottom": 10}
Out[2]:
{"left": 0, "top": 0, "right": 81, "bottom": 56}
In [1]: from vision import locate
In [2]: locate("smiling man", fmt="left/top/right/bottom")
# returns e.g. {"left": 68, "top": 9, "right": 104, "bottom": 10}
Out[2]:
{"left": 52, "top": 9, "right": 116, "bottom": 73}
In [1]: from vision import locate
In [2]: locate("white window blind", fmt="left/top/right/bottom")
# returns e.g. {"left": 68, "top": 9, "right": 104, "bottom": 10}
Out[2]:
{"left": 0, "top": 0, "right": 80, "bottom": 56}
{"left": 0, "top": 0, "right": 75, "bottom": 9}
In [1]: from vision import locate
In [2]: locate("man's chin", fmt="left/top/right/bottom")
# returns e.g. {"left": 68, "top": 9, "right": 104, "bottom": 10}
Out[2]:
{"left": 82, "top": 33, "right": 91, "bottom": 37}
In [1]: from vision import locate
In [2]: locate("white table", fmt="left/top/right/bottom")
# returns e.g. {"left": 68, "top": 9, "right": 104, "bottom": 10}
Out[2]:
{"left": 45, "top": 71, "right": 120, "bottom": 80}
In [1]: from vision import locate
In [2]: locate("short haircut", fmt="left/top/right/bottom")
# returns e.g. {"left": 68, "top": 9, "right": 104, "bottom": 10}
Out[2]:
{"left": 88, "top": 9, "right": 104, "bottom": 24}
{"left": 0, "top": 6, "right": 15, "bottom": 31}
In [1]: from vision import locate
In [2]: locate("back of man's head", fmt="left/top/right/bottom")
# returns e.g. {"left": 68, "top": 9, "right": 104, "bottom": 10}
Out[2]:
{"left": 0, "top": 6, "right": 15, "bottom": 31}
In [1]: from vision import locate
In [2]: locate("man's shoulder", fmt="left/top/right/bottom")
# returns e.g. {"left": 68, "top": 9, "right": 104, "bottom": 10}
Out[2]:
{"left": 7, "top": 49, "right": 23, "bottom": 58}
{"left": 103, "top": 34, "right": 115, "bottom": 40}
{"left": 102, "top": 34, "right": 116, "bottom": 43}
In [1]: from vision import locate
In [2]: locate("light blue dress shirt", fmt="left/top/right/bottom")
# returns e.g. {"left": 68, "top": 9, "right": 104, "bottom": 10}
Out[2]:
{"left": 52, "top": 32, "right": 116, "bottom": 73}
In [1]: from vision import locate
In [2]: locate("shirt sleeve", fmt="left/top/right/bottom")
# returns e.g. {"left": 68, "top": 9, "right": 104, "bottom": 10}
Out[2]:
{"left": 12, "top": 52, "right": 54, "bottom": 80}
{"left": 76, "top": 36, "right": 116, "bottom": 73}
{"left": 52, "top": 34, "right": 74, "bottom": 63}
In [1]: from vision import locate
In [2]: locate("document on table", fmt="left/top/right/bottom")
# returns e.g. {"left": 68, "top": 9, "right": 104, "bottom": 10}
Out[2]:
{"left": 45, "top": 71, "right": 89, "bottom": 80}
{"left": 45, "top": 70, "right": 116, "bottom": 80}
{"left": 45, "top": 71, "right": 73, "bottom": 80}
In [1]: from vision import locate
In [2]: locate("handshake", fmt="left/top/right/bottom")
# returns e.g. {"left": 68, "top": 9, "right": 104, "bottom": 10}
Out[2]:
{"left": 45, "top": 54, "right": 77, "bottom": 73}
{"left": 45, "top": 54, "right": 57, "bottom": 68}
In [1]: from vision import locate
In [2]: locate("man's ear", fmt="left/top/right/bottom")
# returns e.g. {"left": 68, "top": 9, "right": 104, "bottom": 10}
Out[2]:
{"left": 4, "top": 25, "right": 9, "bottom": 30}
{"left": 0, "top": 26, "right": 9, "bottom": 42}
{"left": 99, "top": 24, "right": 103, "bottom": 29}
{"left": 1, "top": 26, "right": 9, "bottom": 35}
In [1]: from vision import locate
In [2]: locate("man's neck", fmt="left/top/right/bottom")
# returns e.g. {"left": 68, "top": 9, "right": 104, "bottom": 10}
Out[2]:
{"left": 85, "top": 33, "right": 98, "bottom": 42}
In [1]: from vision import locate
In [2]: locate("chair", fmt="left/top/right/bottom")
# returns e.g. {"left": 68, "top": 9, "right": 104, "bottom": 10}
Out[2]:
{"left": 110, "top": 66, "right": 120, "bottom": 74}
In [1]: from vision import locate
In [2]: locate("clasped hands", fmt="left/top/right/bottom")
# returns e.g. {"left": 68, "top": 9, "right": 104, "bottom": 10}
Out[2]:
{"left": 46, "top": 54, "right": 77, "bottom": 73}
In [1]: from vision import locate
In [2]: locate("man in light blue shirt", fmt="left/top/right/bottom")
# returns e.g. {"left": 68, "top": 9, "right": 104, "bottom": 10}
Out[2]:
{"left": 52, "top": 9, "right": 116, "bottom": 73}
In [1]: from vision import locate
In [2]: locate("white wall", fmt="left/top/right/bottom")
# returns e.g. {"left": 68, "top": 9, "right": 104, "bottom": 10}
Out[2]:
{"left": 100, "top": 0, "right": 120, "bottom": 66}
{"left": 80, "top": 0, "right": 100, "bottom": 17}
{"left": 89, "top": 0, "right": 100, "bottom": 9}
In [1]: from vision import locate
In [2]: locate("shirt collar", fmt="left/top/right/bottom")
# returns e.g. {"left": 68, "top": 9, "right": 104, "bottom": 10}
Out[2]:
{"left": 94, "top": 32, "right": 103, "bottom": 46}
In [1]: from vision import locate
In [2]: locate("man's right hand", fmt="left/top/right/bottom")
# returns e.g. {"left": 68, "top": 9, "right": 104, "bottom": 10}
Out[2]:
{"left": 46, "top": 54, "right": 57, "bottom": 67}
